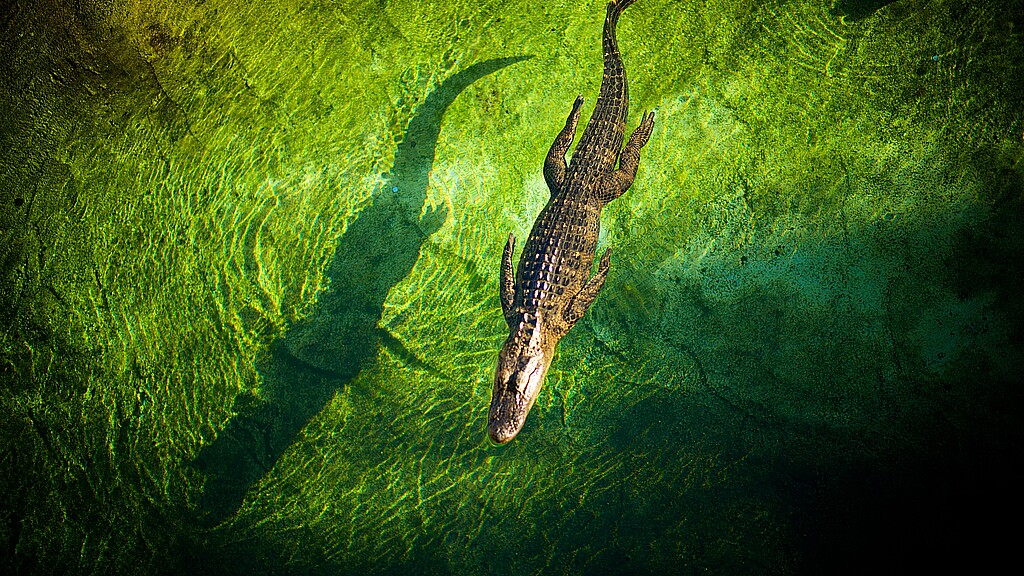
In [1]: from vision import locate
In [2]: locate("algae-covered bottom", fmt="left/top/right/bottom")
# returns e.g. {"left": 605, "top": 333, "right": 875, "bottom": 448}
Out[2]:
{"left": 1, "top": 0, "right": 1022, "bottom": 575}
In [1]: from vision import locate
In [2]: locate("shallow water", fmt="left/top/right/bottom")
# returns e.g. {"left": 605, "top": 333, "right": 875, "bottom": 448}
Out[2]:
{"left": 1, "top": 0, "right": 1022, "bottom": 574}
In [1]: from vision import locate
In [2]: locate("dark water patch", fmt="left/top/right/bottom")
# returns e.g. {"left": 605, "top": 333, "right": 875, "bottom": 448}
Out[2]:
{"left": 789, "top": 413, "right": 1023, "bottom": 574}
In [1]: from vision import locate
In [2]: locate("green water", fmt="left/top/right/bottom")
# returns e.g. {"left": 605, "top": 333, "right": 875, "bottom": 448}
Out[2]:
{"left": 1, "top": 0, "right": 1022, "bottom": 574}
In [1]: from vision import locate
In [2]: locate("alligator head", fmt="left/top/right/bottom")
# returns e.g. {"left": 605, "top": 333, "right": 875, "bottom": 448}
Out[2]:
{"left": 487, "top": 313, "right": 556, "bottom": 444}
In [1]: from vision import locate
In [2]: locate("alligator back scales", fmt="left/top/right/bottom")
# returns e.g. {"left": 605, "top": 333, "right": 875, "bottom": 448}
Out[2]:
{"left": 487, "top": 0, "right": 655, "bottom": 444}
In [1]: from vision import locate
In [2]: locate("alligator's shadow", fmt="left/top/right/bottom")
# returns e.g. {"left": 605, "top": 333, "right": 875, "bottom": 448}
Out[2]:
{"left": 192, "top": 56, "right": 530, "bottom": 526}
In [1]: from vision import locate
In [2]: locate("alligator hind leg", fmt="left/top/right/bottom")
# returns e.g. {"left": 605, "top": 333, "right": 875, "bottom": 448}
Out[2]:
{"left": 544, "top": 95, "right": 585, "bottom": 194}
{"left": 562, "top": 248, "right": 612, "bottom": 333}
{"left": 501, "top": 233, "right": 518, "bottom": 326}
{"left": 598, "top": 110, "right": 656, "bottom": 205}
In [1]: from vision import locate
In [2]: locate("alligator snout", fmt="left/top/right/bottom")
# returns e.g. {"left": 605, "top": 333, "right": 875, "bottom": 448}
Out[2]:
{"left": 488, "top": 332, "right": 553, "bottom": 444}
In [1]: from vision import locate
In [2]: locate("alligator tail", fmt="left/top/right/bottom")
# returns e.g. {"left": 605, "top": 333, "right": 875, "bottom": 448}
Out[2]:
{"left": 604, "top": 0, "right": 638, "bottom": 57}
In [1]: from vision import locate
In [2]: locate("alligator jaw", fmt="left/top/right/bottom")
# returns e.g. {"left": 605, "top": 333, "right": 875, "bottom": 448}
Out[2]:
{"left": 487, "top": 347, "right": 552, "bottom": 444}
{"left": 487, "top": 314, "right": 554, "bottom": 444}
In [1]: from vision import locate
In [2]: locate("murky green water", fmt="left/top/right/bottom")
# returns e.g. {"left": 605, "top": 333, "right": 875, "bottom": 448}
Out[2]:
{"left": 2, "top": 0, "right": 1022, "bottom": 574}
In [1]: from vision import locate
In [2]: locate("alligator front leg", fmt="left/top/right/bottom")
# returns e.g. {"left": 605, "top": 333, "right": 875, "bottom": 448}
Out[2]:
{"left": 544, "top": 95, "right": 585, "bottom": 194}
{"left": 500, "top": 232, "right": 518, "bottom": 327}
{"left": 598, "top": 110, "right": 656, "bottom": 205}
{"left": 563, "top": 248, "right": 612, "bottom": 332}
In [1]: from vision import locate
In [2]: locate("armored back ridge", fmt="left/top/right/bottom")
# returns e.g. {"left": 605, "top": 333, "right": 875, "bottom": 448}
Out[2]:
{"left": 487, "top": 0, "right": 656, "bottom": 444}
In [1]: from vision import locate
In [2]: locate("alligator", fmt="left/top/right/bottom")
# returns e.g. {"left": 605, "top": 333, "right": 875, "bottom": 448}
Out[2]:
{"left": 488, "top": 0, "right": 655, "bottom": 444}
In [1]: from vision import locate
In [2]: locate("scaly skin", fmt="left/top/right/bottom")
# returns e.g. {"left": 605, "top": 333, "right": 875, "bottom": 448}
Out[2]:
{"left": 488, "top": 0, "right": 655, "bottom": 444}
